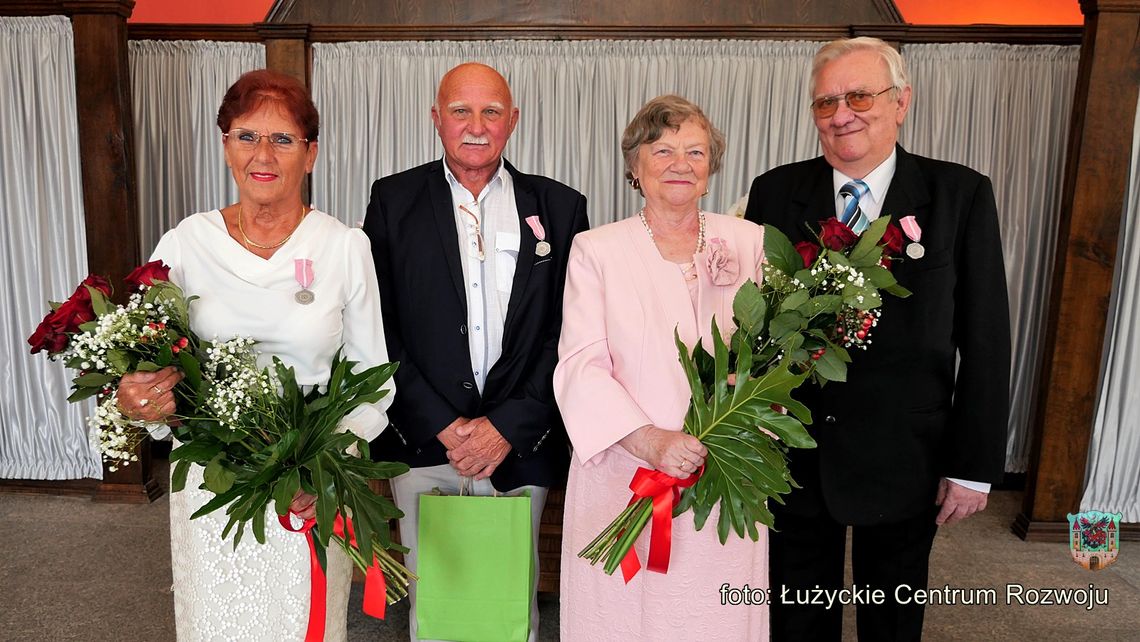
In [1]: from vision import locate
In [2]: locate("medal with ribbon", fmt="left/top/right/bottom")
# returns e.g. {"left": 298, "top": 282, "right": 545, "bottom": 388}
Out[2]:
{"left": 294, "top": 258, "right": 315, "bottom": 304}
{"left": 524, "top": 215, "right": 551, "bottom": 257}
{"left": 899, "top": 215, "right": 925, "bottom": 259}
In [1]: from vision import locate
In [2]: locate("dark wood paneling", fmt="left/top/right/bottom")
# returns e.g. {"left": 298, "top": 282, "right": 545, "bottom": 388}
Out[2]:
{"left": 1016, "top": 0, "right": 1140, "bottom": 539}
{"left": 272, "top": 0, "right": 901, "bottom": 26}
{"left": 128, "top": 23, "right": 261, "bottom": 40}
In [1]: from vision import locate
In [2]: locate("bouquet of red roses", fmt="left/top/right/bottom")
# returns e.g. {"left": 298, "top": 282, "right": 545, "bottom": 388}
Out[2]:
{"left": 580, "top": 216, "right": 917, "bottom": 580}
{"left": 28, "top": 262, "right": 195, "bottom": 470}
{"left": 28, "top": 261, "right": 414, "bottom": 614}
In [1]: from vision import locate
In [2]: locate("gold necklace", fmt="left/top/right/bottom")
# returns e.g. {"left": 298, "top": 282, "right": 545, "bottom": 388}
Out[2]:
{"left": 237, "top": 205, "right": 305, "bottom": 250}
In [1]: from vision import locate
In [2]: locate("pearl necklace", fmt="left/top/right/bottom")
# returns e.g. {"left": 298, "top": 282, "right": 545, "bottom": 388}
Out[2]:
{"left": 638, "top": 209, "right": 707, "bottom": 255}
{"left": 238, "top": 205, "right": 306, "bottom": 250}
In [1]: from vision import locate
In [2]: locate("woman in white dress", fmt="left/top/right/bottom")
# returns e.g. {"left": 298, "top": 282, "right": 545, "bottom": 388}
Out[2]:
{"left": 117, "top": 69, "right": 395, "bottom": 641}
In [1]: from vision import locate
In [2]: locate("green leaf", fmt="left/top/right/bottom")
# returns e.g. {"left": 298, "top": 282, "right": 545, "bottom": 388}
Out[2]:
{"left": 272, "top": 468, "right": 301, "bottom": 516}
{"left": 769, "top": 311, "right": 805, "bottom": 340}
{"left": 106, "top": 350, "right": 132, "bottom": 375}
{"left": 848, "top": 216, "right": 890, "bottom": 266}
{"left": 178, "top": 349, "right": 202, "bottom": 391}
{"left": 793, "top": 268, "right": 822, "bottom": 288}
{"left": 67, "top": 386, "right": 101, "bottom": 403}
{"left": 74, "top": 372, "right": 115, "bottom": 387}
{"left": 731, "top": 281, "right": 766, "bottom": 339}
{"left": 862, "top": 265, "right": 897, "bottom": 289}
{"left": 762, "top": 224, "right": 801, "bottom": 276}
{"left": 171, "top": 460, "right": 191, "bottom": 492}
{"left": 812, "top": 343, "right": 848, "bottom": 383}
{"left": 798, "top": 294, "right": 843, "bottom": 318}
{"left": 885, "top": 282, "right": 913, "bottom": 298}
{"left": 88, "top": 286, "right": 112, "bottom": 316}
{"left": 135, "top": 360, "right": 163, "bottom": 373}
{"left": 778, "top": 290, "right": 809, "bottom": 314}
{"left": 203, "top": 456, "right": 236, "bottom": 494}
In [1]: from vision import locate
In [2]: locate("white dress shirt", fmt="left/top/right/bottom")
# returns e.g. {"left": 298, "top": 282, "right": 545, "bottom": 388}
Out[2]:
{"left": 831, "top": 151, "right": 990, "bottom": 495}
{"left": 443, "top": 158, "right": 520, "bottom": 393}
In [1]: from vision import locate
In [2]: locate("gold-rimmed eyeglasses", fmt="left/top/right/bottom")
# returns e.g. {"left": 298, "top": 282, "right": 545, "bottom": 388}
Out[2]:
{"left": 223, "top": 128, "right": 310, "bottom": 152}
{"left": 810, "top": 87, "right": 897, "bottom": 118}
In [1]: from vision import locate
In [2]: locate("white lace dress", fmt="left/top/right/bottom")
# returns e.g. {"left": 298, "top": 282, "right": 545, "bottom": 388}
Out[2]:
{"left": 153, "top": 210, "right": 395, "bottom": 642}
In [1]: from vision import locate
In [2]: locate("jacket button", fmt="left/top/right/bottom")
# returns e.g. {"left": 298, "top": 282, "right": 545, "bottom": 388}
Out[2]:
{"left": 460, "top": 324, "right": 467, "bottom": 335}
{"left": 824, "top": 415, "right": 838, "bottom": 424}
{"left": 461, "top": 382, "right": 474, "bottom": 390}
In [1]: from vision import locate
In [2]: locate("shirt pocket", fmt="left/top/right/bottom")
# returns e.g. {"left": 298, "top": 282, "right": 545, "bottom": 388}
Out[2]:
{"left": 495, "top": 231, "right": 520, "bottom": 293}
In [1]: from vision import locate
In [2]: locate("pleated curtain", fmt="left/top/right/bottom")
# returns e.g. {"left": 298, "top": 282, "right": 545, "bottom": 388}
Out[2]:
{"left": 1081, "top": 94, "right": 1140, "bottom": 522}
{"left": 0, "top": 16, "right": 100, "bottom": 479}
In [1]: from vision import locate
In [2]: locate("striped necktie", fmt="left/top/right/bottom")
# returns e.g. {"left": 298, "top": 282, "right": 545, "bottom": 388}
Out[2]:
{"left": 839, "top": 180, "right": 870, "bottom": 234}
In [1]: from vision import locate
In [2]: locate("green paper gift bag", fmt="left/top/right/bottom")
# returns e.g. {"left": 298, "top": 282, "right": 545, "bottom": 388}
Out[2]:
{"left": 416, "top": 490, "right": 533, "bottom": 642}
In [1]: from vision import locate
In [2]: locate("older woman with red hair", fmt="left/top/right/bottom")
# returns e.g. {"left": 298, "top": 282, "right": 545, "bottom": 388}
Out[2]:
{"left": 117, "top": 69, "right": 394, "bottom": 641}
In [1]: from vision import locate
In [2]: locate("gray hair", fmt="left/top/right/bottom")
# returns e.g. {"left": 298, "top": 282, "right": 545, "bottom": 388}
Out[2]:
{"left": 621, "top": 94, "right": 726, "bottom": 184}
{"left": 810, "top": 37, "right": 910, "bottom": 97}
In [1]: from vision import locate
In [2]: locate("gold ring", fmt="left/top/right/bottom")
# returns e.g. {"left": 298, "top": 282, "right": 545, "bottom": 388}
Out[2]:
{"left": 152, "top": 385, "right": 163, "bottom": 394}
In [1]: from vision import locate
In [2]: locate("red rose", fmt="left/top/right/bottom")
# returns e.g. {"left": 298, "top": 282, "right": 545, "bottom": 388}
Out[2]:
{"left": 880, "top": 223, "right": 905, "bottom": 256}
{"left": 124, "top": 260, "right": 171, "bottom": 290}
{"left": 28, "top": 312, "right": 69, "bottom": 354}
{"left": 818, "top": 218, "right": 858, "bottom": 251}
{"left": 54, "top": 297, "right": 97, "bottom": 332}
{"left": 795, "top": 241, "right": 820, "bottom": 268}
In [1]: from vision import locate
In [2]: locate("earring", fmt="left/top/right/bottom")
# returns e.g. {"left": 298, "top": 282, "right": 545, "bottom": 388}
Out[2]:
{"left": 702, "top": 189, "right": 709, "bottom": 197}
{"left": 630, "top": 177, "right": 641, "bottom": 190}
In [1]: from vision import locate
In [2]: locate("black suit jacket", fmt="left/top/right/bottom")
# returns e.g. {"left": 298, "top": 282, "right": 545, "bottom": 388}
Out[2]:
{"left": 745, "top": 145, "right": 1010, "bottom": 525}
{"left": 363, "top": 159, "right": 589, "bottom": 490}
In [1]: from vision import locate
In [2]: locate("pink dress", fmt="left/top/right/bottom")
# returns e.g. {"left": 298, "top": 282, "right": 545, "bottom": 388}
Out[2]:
{"left": 554, "top": 213, "right": 770, "bottom": 641}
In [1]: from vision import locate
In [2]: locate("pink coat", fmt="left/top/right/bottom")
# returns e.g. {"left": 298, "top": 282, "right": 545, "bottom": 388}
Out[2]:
{"left": 555, "top": 213, "right": 770, "bottom": 641}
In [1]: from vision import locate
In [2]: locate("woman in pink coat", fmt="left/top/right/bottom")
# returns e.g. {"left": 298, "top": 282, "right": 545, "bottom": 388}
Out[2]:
{"left": 554, "top": 95, "right": 769, "bottom": 641}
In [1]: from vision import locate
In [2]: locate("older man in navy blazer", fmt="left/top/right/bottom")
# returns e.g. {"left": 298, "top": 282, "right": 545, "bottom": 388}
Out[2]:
{"left": 745, "top": 38, "right": 1010, "bottom": 641}
{"left": 363, "top": 62, "right": 588, "bottom": 641}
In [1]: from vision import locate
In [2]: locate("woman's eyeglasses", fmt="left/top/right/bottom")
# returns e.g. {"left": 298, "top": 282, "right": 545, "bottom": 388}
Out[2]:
{"left": 223, "top": 128, "right": 310, "bottom": 152}
{"left": 810, "top": 87, "right": 897, "bottom": 118}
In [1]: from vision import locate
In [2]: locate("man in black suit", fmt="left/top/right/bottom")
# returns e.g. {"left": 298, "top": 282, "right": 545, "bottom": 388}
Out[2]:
{"left": 363, "top": 62, "right": 588, "bottom": 641}
{"left": 745, "top": 38, "right": 1010, "bottom": 641}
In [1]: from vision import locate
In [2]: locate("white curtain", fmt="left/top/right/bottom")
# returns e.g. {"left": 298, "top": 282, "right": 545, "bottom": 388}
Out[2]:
{"left": 900, "top": 43, "right": 1080, "bottom": 473}
{"left": 129, "top": 40, "right": 265, "bottom": 256}
{"left": 310, "top": 39, "right": 821, "bottom": 229}
{"left": 0, "top": 16, "right": 100, "bottom": 479}
{"left": 1081, "top": 93, "right": 1140, "bottom": 521}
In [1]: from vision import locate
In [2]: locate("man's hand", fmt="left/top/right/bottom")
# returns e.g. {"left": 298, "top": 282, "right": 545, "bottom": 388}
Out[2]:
{"left": 437, "top": 416, "right": 471, "bottom": 451}
{"left": 935, "top": 478, "right": 988, "bottom": 526}
{"left": 447, "top": 417, "right": 511, "bottom": 480}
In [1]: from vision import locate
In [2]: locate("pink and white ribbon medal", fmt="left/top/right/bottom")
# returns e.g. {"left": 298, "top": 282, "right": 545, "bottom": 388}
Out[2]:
{"left": 525, "top": 215, "right": 551, "bottom": 257}
{"left": 899, "top": 216, "right": 925, "bottom": 259}
{"left": 294, "top": 258, "right": 315, "bottom": 305}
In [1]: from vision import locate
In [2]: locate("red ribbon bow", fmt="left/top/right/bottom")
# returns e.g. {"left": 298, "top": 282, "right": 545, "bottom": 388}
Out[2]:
{"left": 619, "top": 466, "right": 702, "bottom": 583}
{"left": 278, "top": 513, "right": 388, "bottom": 642}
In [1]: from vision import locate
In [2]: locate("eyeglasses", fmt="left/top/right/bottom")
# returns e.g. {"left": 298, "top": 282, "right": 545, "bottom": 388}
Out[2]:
{"left": 223, "top": 128, "right": 310, "bottom": 152}
{"left": 458, "top": 203, "right": 485, "bottom": 261}
{"left": 810, "top": 87, "right": 897, "bottom": 118}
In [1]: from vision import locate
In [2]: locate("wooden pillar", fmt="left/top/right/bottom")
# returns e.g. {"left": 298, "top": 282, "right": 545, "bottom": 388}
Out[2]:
{"left": 258, "top": 22, "right": 311, "bottom": 200}
{"left": 1014, "top": 0, "right": 1140, "bottom": 541}
{"left": 63, "top": 0, "right": 161, "bottom": 502}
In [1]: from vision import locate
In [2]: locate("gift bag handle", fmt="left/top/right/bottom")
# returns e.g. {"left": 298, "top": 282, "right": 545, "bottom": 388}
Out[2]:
{"left": 458, "top": 476, "right": 501, "bottom": 497}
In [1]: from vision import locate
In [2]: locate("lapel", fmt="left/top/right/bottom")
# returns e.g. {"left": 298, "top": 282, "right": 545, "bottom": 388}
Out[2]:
{"left": 790, "top": 157, "right": 839, "bottom": 243}
{"left": 426, "top": 160, "right": 467, "bottom": 309}
{"left": 500, "top": 160, "right": 539, "bottom": 345}
{"left": 628, "top": 217, "right": 700, "bottom": 343}
{"left": 879, "top": 145, "right": 931, "bottom": 225}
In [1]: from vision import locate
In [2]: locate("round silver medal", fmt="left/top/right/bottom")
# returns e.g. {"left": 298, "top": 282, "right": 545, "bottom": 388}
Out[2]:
{"left": 535, "top": 241, "right": 551, "bottom": 257}
{"left": 295, "top": 289, "right": 315, "bottom": 305}
{"left": 906, "top": 242, "right": 925, "bottom": 260}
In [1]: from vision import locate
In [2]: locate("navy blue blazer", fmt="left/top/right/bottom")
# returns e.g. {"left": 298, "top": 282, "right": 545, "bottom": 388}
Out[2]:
{"left": 745, "top": 145, "right": 1010, "bottom": 525}
{"left": 363, "top": 159, "right": 589, "bottom": 490}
